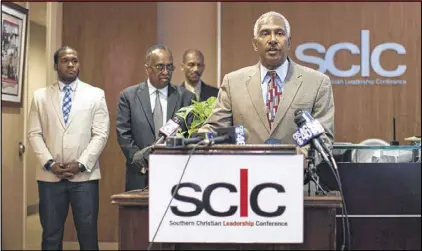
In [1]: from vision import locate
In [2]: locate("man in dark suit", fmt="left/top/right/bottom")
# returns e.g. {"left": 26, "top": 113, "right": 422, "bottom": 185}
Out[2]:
{"left": 180, "top": 49, "right": 219, "bottom": 102}
{"left": 116, "top": 44, "right": 194, "bottom": 191}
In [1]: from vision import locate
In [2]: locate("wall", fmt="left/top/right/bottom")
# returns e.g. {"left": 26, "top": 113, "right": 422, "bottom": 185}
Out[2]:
{"left": 62, "top": 2, "right": 157, "bottom": 242}
{"left": 221, "top": 2, "right": 421, "bottom": 144}
{"left": 25, "top": 21, "right": 47, "bottom": 208}
{"left": 157, "top": 2, "right": 218, "bottom": 87}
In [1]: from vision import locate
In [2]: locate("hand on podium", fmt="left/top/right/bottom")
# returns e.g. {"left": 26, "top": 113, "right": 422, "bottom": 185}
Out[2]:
{"left": 131, "top": 146, "right": 154, "bottom": 174}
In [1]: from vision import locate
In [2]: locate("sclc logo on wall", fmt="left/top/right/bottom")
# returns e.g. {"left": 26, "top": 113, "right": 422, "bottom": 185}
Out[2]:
{"left": 295, "top": 30, "right": 407, "bottom": 85}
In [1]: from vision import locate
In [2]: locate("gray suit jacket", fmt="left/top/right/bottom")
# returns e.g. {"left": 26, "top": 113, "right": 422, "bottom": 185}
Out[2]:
{"left": 201, "top": 58, "right": 334, "bottom": 145}
{"left": 116, "top": 82, "right": 194, "bottom": 191}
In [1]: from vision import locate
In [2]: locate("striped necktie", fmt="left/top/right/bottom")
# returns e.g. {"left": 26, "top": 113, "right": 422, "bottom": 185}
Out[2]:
{"left": 62, "top": 85, "right": 72, "bottom": 124}
{"left": 266, "top": 71, "right": 282, "bottom": 129}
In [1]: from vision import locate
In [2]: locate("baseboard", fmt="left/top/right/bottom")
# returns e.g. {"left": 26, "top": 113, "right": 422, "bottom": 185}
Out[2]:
{"left": 27, "top": 204, "right": 39, "bottom": 216}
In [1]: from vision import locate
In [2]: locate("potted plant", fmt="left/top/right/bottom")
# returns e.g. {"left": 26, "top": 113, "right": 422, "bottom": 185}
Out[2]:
{"left": 175, "top": 97, "right": 217, "bottom": 138}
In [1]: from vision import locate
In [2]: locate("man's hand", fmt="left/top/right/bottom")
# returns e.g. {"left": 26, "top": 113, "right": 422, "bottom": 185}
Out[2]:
{"left": 132, "top": 146, "right": 154, "bottom": 173}
{"left": 61, "top": 161, "right": 81, "bottom": 176}
{"left": 50, "top": 163, "right": 74, "bottom": 179}
{"left": 296, "top": 146, "right": 309, "bottom": 157}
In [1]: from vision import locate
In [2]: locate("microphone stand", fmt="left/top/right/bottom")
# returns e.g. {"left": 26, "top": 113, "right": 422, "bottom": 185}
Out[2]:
{"left": 306, "top": 149, "right": 328, "bottom": 196}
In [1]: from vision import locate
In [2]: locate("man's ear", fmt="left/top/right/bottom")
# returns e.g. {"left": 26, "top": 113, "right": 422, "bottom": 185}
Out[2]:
{"left": 54, "top": 64, "right": 57, "bottom": 71}
{"left": 288, "top": 36, "right": 291, "bottom": 50}
{"left": 252, "top": 38, "right": 258, "bottom": 52}
{"left": 180, "top": 62, "right": 185, "bottom": 72}
{"left": 144, "top": 64, "right": 149, "bottom": 77}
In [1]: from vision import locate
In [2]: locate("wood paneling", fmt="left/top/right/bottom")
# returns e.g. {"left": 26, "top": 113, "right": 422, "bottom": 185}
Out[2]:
{"left": 221, "top": 2, "right": 421, "bottom": 144}
{"left": 157, "top": 2, "right": 218, "bottom": 88}
{"left": 62, "top": 2, "right": 157, "bottom": 242}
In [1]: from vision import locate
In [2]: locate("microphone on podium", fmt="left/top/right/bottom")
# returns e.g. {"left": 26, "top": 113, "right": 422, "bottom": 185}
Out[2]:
{"left": 131, "top": 116, "right": 186, "bottom": 173}
{"left": 292, "top": 109, "right": 332, "bottom": 166}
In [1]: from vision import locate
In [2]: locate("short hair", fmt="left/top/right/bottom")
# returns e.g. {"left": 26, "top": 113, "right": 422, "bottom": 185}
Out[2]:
{"left": 182, "top": 49, "right": 204, "bottom": 63}
{"left": 253, "top": 11, "right": 291, "bottom": 38}
{"left": 53, "top": 46, "right": 76, "bottom": 64}
{"left": 145, "top": 44, "right": 173, "bottom": 64}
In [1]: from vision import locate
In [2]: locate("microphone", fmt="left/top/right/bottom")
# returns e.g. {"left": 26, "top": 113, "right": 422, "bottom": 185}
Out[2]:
{"left": 133, "top": 116, "right": 185, "bottom": 174}
{"left": 206, "top": 125, "right": 248, "bottom": 145}
{"left": 293, "top": 109, "right": 332, "bottom": 166}
{"left": 155, "top": 116, "right": 185, "bottom": 145}
{"left": 165, "top": 132, "right": 217, "bottom": 148}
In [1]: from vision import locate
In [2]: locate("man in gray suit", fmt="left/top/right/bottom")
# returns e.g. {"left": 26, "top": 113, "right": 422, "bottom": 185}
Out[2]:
{"left": 116, "top": 45, "right": 194, "bottom": 191}
{"left": 200, "top": 11, "right": 334, "bottom": 148}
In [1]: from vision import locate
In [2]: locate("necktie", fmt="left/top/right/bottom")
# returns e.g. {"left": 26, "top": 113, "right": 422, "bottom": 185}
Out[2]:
{"left": 266, "top": 71, "right": 282, "bottom": 129}
{"left": 62, "top": 85, "right": 72, "bottom": 124}
{"left": 153, "top": 90, "right": 163, "bottom": 138}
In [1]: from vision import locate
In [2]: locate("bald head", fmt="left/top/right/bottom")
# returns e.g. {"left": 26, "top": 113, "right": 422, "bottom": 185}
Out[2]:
{"left": 182, "top": 49, "right": 204, "bottom": 64}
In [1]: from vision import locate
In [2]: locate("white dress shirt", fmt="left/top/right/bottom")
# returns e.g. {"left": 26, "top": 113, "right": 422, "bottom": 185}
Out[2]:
{"left": 184, "top": 81, "right": 201, "bottom": 101}
{"left": 148, "top": 80, "right": 168, "bottom": 122}
{"left": 260, "top": 59, "right": 289, "bottom": 104}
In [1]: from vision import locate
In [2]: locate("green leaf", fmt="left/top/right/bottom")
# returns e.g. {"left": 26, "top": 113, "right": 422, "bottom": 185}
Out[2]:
{"left": 175, "top": 96, "right": 217, "bottom": 138}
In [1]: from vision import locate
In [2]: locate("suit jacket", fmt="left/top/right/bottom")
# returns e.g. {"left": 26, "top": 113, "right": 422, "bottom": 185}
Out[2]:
{"left": 116, "top": 82, "right": 194, "bottom": 191}
{"left": 28, "top": 80, "right": 110, "bottom": 182}
{"left": 181, "top": 81, "right": 219, "bottom": 102}
{"left": 201, "top": 58, "right": 334, "bottom": 145}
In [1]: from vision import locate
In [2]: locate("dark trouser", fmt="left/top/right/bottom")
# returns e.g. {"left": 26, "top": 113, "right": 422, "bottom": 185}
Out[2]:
{"left": 38, "top": 179, "right": 99, "bottom": 250}
{"left": 125, "top": 163, "right": 148, "bottom": 191}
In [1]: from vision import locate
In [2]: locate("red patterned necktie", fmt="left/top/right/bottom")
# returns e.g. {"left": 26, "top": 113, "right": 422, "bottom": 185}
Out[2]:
{"left": 266, "top": 71, "right": 282, "bottom": 129}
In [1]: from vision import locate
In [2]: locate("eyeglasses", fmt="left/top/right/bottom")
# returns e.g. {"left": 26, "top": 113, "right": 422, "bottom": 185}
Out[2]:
{"left": 150, "top": 64, "right": 175, "bottom": 72}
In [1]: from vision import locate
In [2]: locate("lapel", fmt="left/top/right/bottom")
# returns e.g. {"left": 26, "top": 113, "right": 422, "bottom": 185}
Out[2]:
{"left": 199, "top": 81, "right": 207, "bottom": 102}
{"left": 137, "top": 82, "right": 155, "bottom": 133}
{"left": 246, "top": 64, "right": 271, "bottom": 134}
{"left": 270, "top": 59, "right": 303, "bottom": 135}
{"left": 50, "top": 82, "right": 66, "bottom": 129}
{"left": 167, "top": 84, "right": 179, "bottom": 120}
{"left": 64, "top": 81, "right": 84, "bottom": 128}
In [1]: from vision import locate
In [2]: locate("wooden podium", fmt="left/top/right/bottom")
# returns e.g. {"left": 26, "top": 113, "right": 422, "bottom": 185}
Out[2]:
{"left": 111, "top": 145, "right": 342, "bottom": 250}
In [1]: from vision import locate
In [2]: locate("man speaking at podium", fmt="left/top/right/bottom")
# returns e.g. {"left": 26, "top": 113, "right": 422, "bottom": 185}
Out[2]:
{"left": 200, "top": 11, "right": 334, "bottom": 149}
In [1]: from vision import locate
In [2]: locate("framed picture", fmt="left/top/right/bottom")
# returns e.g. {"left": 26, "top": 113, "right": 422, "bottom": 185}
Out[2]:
{"left": 1, "top": 2, "right": 28, "bottom": 104}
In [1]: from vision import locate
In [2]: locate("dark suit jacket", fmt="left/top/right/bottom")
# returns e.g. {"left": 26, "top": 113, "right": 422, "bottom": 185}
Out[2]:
{"left": 116, "top": 82, "right": 194, "bottom": 191}
{"left": 182, "top": 81, "right": 219, "bottom": 102}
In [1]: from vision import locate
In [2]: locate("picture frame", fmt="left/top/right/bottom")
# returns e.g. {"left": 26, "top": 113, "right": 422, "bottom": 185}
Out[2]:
{"left": 1, "top": 2, "right": 28, "bottom": 104}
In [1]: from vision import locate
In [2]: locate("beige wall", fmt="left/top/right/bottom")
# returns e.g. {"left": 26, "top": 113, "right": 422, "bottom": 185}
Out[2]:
{"left": 157, "top": 2, "right": 218, "bottom": 87}
{"left": 25, "top": 21, "right": 47, "bottom": 207}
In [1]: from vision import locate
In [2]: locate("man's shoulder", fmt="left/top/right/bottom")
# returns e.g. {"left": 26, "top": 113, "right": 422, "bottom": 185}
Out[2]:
{"left": 120, "top": 82, "right": 144, "bottom": 96}
{"left": 172, "top": 83, "right": 194, "bottom": 97}
{"left": 225, "top": 65, "right": 258, "bottom": 79}
{"left": 201, "top": 81, "right": 219, "bottom": 91}
{"left": 79, "top": 81, "right": 105, "bottom": 100}
{"left": 293, "top": 62, "right": 330, "bottom": 81}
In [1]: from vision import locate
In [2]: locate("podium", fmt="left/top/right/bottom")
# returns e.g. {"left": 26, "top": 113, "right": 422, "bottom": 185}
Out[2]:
{"left": 111, "top": 145, "right": 342, "bottom": 250}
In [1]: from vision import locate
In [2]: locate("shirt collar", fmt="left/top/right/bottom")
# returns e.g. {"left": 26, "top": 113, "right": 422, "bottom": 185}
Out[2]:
{"left": 260, "top": 59, "right": 289, "bottom": 84}
{"left": 58, "top": 78, "right": 78, "bottom": 91}
{"left": 147, "top": 79, "right": 168, "bottom": 97}
{"left": 184, "top": 81, "right": 201, "bottom": 94}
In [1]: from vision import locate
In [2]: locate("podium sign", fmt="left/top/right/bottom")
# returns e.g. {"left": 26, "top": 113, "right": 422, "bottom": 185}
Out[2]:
{"left": 149, "top": 154, "right": 304, "bottom": 243}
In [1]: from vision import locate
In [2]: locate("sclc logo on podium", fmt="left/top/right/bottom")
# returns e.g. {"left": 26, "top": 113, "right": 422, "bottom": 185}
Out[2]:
{"left": 170, "top": 169, "right": 286, "bottom": 217}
